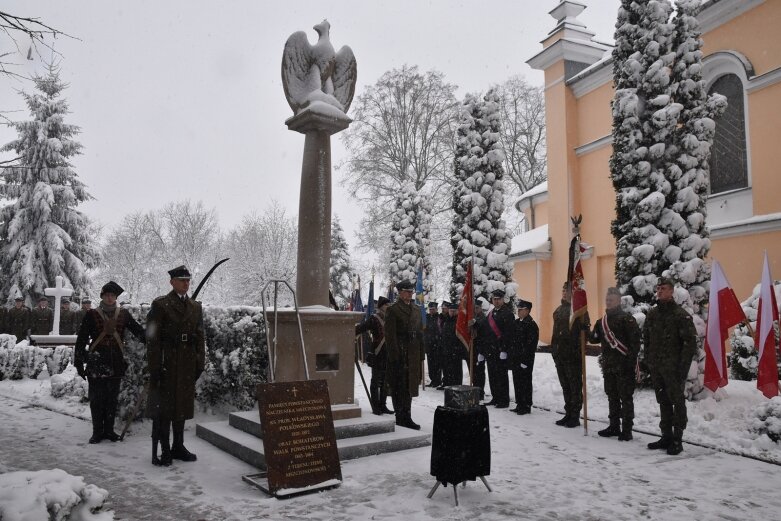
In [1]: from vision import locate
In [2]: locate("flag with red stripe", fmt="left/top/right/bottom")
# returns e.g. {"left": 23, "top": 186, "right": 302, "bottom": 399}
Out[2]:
{"left": 756, "top": 252, "right": 779, "bottom": 399}
{"left": 704, "top": 260, "right": 746, "bottom": 392}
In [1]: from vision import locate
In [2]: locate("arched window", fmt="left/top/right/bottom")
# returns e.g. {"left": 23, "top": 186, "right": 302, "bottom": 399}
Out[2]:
{"left": 708, "top": 74, "right": 748, "bottom": 194}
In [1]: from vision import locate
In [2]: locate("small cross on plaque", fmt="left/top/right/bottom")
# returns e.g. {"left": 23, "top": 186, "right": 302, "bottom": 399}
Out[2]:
{"left": 291, "top": 386, "right": 298, "bottom": 398}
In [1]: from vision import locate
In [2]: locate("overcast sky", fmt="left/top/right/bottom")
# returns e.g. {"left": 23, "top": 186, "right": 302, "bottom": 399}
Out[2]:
{"left": 0, "top": 0, "right": 619, "bottom": 261}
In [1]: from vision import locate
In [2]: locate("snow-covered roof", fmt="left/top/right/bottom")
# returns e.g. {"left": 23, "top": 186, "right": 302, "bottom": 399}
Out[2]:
{"left": 515, "top": 181, "right": 549, "bottom": 211}
{"left": 510, "top": 224, "right": 551, "bottom": 258}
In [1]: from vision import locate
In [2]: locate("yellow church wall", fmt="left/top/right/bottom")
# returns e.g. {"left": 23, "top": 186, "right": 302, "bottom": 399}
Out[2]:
{"left": 710, "top": 230, "right": 781, "bottom": 300}
{"left": 747, "top": 82, "right": 781, "bottom": 216}
{"left": 576, "top": 82, "right": 613, "bottom": 146}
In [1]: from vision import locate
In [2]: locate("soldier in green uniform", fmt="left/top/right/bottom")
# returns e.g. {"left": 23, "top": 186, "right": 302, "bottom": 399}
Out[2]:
{"left": 146, "top": 265, "right": 206, "bottom": 466}
{"left": 59, "top": 298, "right": 77, "bottom": 335}
{"left": 0, "top": 303, "right": 7, "bottom": 335}
{"left": 355, "top": 296, "right": 393, "bottom": 415}
{"left": 384, "top": 279, "right": 425, "bottom": 430}
{"left": 589, "top": 287, "right": 640, "bottom": 440}
{"left": 551, "top": 282, "right": 589, "bottom": 428}
{"left": 30, "top": 296, "right": 54, "bottom": 335}
{"left": 8, "top": 297, "right": 30, "bottom": 342}
{"left": 74, "top": 299, "right": 92, "bottom": 332}
{"left": 74, "top": 281, "right": 145, "bottom": 444}
{"left": 643, "top": 277, "right": 697, "bottom": 455}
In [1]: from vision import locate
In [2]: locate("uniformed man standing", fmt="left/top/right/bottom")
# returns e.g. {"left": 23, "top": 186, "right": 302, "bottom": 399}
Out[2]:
{"left": 0, "top": 303, "right": 7, "bottom": 335}
{"left": 74, "top": 299, "right": 92, "bottom": 332}
{"left": 643, "top": 277, "right": 697, "bottom": 455}
{"left": 423, "top": 302, "right": 443, "bottom": 389}
{"left": 589, "top": 288, "right": 640, "bottom": 440}
{"left": 471, "top": 301, "right": 489, "bottom": 400}
{"left": 74, "top": 281, "right": 145, "bottom": 444}
{"left": 30, "top": 296, "right": 54, "bottom": 335}
{"left": 355, "top": 296, "right": 393, "bottom": 415}
{"left": 8, "top": 297, "right": 30, "bottom": 342}
{"left": 510, "top": 299, "right": 539, "bottom": 415}
{"left": 384, "top": 279, "right": 425, "bottom": 430}
{"left": 59, "top": 298, "right": 77, "bottom": 335}
{"left": 485, "top": 289, "right": 514, "bottom": 408}
{"left": 146, "top": 266, "right": 206, "bottom": 465}
{"left": 551, "top": 282, "right": 590, "bottom": 428}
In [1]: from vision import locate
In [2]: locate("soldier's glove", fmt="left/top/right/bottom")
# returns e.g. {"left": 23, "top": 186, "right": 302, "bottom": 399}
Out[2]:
{"left": 76, "top": 364, "right": 86, "bottom": 379}
{"left": 520, "top": 363, "right": 528, "bottom": 370}
{"left": 499, "top": 351, "right": 508, "bottom": 360}
{"left": 365, "top": 352, "right": 376, "bottom": 368}
{"left": 477, "top": 354, "right": 485, "bottom": 363}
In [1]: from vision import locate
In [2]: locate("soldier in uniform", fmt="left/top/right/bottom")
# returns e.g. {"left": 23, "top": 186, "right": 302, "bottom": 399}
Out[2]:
{"left": 8, "top": 297, "right": 30, "bottom": 342}
{"left": 510, "top": 299, "right": 539, "bottom": 415}
{"left": 59, "top": 298, "right": 77, "bottom": 335}
{"left": 643, "top": 277, "right": 697, "bottom": 455}
{"left": 0, "top": 302, "right": 7, "bottom": 335}
{"left": 423, "top": 301, "right": 443, "bottom": 389}
{"left": 471, "top": 300, "right": 489, "bottom": 400}
{"left": 355, "top": 296, "right": 393, "bottom": 415}
{"left": 485, "top": 289, "right": 514, "bottom": 408}
{"left": 74, "top": 299, "right": 92, "bottom": 332}
{"left": 30, "top": 296, "right": 54, "bottom": 335}
{"left": 384, "top": 279, "right": 425, "bottom": 430}
{"left": 146, "top": 265, "right": 206, "bottom": 465}
{"left": 440, "top": 301, "right": 466, "bottom": 387}
{"left": 589, "top": 288, "right": 641, "bottom": 440}
{"left": 552, "top": 282, "right": 590, "bottom": 428}
{"left": 75, "top": 281, "right": 145, "bottom": 444}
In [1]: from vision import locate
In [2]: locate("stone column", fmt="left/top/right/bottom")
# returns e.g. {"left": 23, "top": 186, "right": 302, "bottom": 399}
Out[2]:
{"left": 286, "top": 105, "right": 352, "bottom": 307}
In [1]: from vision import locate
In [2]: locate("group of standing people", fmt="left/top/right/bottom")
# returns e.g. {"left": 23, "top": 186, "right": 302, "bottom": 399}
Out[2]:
{"left": 0, "top": 296, "right": 92, "bottom": 339}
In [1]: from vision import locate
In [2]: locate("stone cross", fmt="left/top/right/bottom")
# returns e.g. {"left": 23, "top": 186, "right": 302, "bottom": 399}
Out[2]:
{"left": 44, "top": 276, "right": 73, "bottom": 336}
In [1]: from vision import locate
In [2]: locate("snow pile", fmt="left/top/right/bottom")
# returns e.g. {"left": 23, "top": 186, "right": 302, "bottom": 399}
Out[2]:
{"left": 0, "top": 469, "right": 113, "bottom": 521}
{"left": 0, "top": 333, "right": 16, "bottom": 350}
{"left": 50, "top": 363, "right": 89, "bottom": 400}
{"left": 750, "top": 396, "right": 781, "bottom": 443}
{"left": 729, "top": 280, "right": 781, "bottom": 381}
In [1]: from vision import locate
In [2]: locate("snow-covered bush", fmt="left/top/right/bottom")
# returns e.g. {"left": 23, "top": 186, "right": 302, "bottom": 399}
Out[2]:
{"left": 728, "top": 281, "right": 781, "bottom": 381}
{"left": 750, "top": 396, "right": 781, "bottom": 443}
{"left": 389, "top": 182, "right": 433, "bottom": 291}
{"left": 0, "top": 469, "right": 113, "bottom": 521}
{"left": 0, "top": 343, "right": 52, "bottom": 380}
{"left": 50, "top": 364, "right": 89, "bottom": 400}
{"left": 0, "top": 334, "right": 16, "bottom": 350}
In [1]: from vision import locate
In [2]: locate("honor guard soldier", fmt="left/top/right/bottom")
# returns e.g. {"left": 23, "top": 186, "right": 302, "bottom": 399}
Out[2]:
{"left": 552, "top": 282, "right": 590, "bottom": 428}
{"left": 510, "top": 299, "right": 539, "bottom": 415}
{"left": 355, "top": 296, "right": 393, "bottom": 415}
{"left": 424, "top": 301, "right": 443, "bottom": 389}
{"left": 74, "top": 281, "right": 145, "bottom": 444}
{"left": 31, "top": 296, "right": 54, "bottom": 335}
{"left": 485, "top": 289, "right": 514, "bottom": 408}
{"left": 8, "top": 297, "right": 30, "bottom": 341}
{"left": 441, "top": 299, "right": 467, "bottom": 387}
{"left": 59, "top": 298, "right": 77, "bottom": 335}
{"left": 471, "top": 300, "right": 489, "bottom": 400}
{"left": 146, "top": 265, "right": 206, "bottom": 465}
{"left": 384, "top": 279, "right": 425, "bottom": 430}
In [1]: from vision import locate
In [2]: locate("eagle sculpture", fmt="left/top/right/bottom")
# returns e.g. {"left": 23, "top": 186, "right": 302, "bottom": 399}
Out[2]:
{"left": 281, "top": 20, "right": 357, "bottom": 115}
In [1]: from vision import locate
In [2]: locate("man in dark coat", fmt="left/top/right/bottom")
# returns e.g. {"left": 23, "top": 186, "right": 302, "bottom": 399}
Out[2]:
{"left": 59, "top": 298, "right": 77, "bottom": 335}
{"left": 552, "top": 282, "right": 590, "bottom": 428}
{"left": 643, "top": 277, "right": 697, "bottom": 455}
{"left": 74, "top": 281, "right": 145, "bottom": 444}
{"left": 0, "top": 304, "right": 7, "bottom": 335}
{"left": 74, "top": 299, "right": 92, "bottom": 331}
{"left": 30, "top": 296, "right": 53, "bottom": 335}
{"left": 440, "top": 301, "right": 466, "bottom": 387}
{"left": 8, "top": 297, "right": 30, "bottom": 341}
{"left": 589, "top": 288, "right": 640, "bottom": 440}
{"left": 510, "top": 299, "right": 539, "bottom": 415}
{"left": 355, "top": 296, "right": 392, "bottom": 415}
{"left": 146, "top": 265, "right": 206, "bottom": 465}
{"left": 471, "top": 301, "right": 489, "bottom": 400}
{"left": 484, "top": 289, "right": 514, "bottom": 408}
{"left": 384, "top": 279, "right": 425, "bottom": 430}
{"left": 424, "top": 301, "right": 443, "bottom": 389}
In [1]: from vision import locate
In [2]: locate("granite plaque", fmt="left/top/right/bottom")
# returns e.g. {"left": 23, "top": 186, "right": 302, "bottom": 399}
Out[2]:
{"left": 256, "top": 380, "right": 342, "bottom": 497}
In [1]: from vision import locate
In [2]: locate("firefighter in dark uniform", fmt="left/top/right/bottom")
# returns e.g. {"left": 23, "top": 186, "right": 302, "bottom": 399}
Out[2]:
{"left": 485, "top": 289, "right": 514, "bottom": 408}
{"left": 440, "top": 301, "right": 466, "bottom": 387}
{"left": 384, "top": 279, "right": 425, "bottom": 430}
{"left": 552, "top": 282, "right": 590, "bottom": 428}
{"left": 8, "top": 297, "right": 30, "bottom": 341}
{"left": 355, "top": 296, "right": 393, "bottom": 415}
{"left": 510, "top": 299, "right": 539, "bottom": 415}
{"left": 74, "top": 281, "right": 145, "bottom": 443}
{"left": 471, "top": 300, "right": 489, "bottom": 400}
{"left": 423, "top": 301, "right": 443, "bottom": 389}
{"left": 30, "top": 296, "right": 54, "bottom": 335}
{"left": 146, "top": 265, "right": 206, "bottom": 466}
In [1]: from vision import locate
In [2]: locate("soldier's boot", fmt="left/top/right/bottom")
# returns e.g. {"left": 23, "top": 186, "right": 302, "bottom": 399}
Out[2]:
{"left": 618, "top": 423, "right": 633, "bottom": 441}
{"left": 151, "top": 437, "right": 162, "bottom": 466}
{"left": 555, "top": 414, "right": 570, "bottom": 426}
{"left": 89, "top": 401, "right": 103, "bottom": 444}
{"left": 171, "top": 425, "right": 197, "bottom": 462}
{"left": 647, "top": 432, "right": 673, "bottom": 450}
{"left": 565, "top": 416, "right": 581, "bottom": 428}
{"left": 666, "top": 428, "right": 684, "bottom": 455}
{"left": 158, "top": 420, "right": 173, "bottom": 467}
{"left": 102, "top": 410, "right": 120, "bottom": 442}
{"left": 379, "top": 388, "right": 394, "bottom": 415}
{"left": 370, "top": 387, "right": 382, "bottom": 416}
{"left": 598, "top": 422, "right": 621, "bottom": 438}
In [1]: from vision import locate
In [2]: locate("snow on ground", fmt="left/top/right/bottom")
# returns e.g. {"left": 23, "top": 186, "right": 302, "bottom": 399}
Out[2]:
{"left": 1, "top": 353, "right": 780, "bottom": 520}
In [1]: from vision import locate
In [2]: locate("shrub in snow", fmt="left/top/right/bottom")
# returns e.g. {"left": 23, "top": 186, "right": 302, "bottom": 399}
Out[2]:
{"left": 0, "top": 333, "right": 16, "bottom": 349}
{"left": 51, "top": 363, "right": 89, "bottom": 400}
{"left": 728, "top": 281, "right": 781, "bottom": 381}
{"left": 0, "top": 468, "right": 113, "bottom": 521}
{"left": 0, "top": 343, "right": 52, "bottom": 380}
{"left": 750, "top": 397, "right": 781, "bottom": 443}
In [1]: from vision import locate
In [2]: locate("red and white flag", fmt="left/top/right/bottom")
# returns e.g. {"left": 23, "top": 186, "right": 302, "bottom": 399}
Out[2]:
{"left": 756, "top": 252, "right": 779, "bottom": 399}
{"left": 569, "top": 239, "right": 588, "bottom": 330}
{"left": 704, "top": 260, "right": 746, "bottom": 392}
{"left": 455, "top": 261, "right": 474, "bottom": 353}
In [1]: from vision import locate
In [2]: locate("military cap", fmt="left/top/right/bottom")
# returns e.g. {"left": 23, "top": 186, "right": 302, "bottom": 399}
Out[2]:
{"left": 657, "top": 276, "right": 674, "bottom": 288}
{"left": 451, "top": 298, "right": 460, "bottom": 307}
{"left": 38, "top": 295, "right": 48, "bottom": 302}
{"left": 100, "top": 281, "right": 124, "bottom": 296}
{"left": 377, "top": 296, "right": 391, "bottom": 308}
{"left": 61, "top": 298, "right": 70, "bottom": 305}
{"left": 395, "top": 280, "right": 414, "bottom": 291}
{"left": 168, "top": 265, "right": 192, "bottom": 280}
{"left": 517, "top": 299, "right": 533, "bottom": 310}
{"left": 14, "top": 296, "right": 24, "bottom": 301}
{"left": 491, "top": 289, "right": 506, "bottom": 298}
{"left": 427, "top": 301, "right": 438, "bottom": 309}
{"left": 82, "top": 299, "right": 92, "bottom": 305}
{"left": 441, "top": 301, "right": 452, "bottom": 309}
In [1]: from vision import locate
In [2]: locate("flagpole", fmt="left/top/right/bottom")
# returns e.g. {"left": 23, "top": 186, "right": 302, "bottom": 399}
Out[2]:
{"left": 469, "top": 252, "right": 475, "bottom": 386}
{"left": 571, "top": 216, "right": 589, "bottom": 436}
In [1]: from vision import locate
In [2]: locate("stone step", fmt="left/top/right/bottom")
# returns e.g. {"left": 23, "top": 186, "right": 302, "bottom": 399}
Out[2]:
{"left": 228, "top": 410, "right": 396, "bottom": 440}
{"left": 196, "top": 420, "right": 431, "bottom": 469}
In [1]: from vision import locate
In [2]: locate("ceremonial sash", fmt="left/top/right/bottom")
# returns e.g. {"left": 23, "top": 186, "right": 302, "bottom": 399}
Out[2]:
{"left": 374, "top": 313, "right": 386, "bottom": 355}
{"left": 89, "top": 307, "right": 124, "bottom": 352}
{"left": 601, "top": 312, "right": 629, "bottom": 356}
{"left": 487, "top": 310, "right": 502, "bottom": 339}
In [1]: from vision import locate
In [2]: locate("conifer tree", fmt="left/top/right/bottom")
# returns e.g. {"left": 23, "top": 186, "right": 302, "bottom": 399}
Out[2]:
{"left": 389, "top": 182, "right": 432, "bottom": 291}
{"left": 329, "top": 215, "right": 354, "bottom": 309}
{"left": 0, "top": 65, "right": 99, "bottom": 305}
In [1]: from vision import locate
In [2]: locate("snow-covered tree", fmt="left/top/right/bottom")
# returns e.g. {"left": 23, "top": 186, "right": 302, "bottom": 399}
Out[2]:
{"left": 0, "top": 65, "right": 99, "bottom": 305}
{"left": 330, "top": 215, "right": 354, "bottom": 309}
{"left": 389, "top": 182, "right": 432, "bottom": 292}
{"left": 450, "top": 89, "right": 515, "bottom": 302}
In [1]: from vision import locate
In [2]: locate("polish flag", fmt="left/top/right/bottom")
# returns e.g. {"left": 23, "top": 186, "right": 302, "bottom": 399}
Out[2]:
{"left": 756, "top": 252, "right": 779, "bottom": 399}
{"left": 704, "top": 260, "right": 747, "bottom": 392}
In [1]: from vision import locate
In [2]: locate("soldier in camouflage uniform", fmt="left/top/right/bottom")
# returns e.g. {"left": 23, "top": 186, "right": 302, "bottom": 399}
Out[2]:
{"left": 589, "top": 287, "right": 640, "bottom": 440}
{"left": 30, "top": 296, "right": 54, "bottom": 335}
{"left": 8, "top": 297, "right": 30, "bottom": 341}
{"left": 643, "top": 277, "right": 697, "bottom": 456}
{"left": 384, "top": 279, "right": 425, "bottom": 430}
{"left": 551, "top": 282, "right": 590, "bottom": 428}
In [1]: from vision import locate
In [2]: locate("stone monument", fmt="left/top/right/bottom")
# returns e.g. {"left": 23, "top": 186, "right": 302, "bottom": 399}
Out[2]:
{"left": 30, "top": 275, "right": 77, "bottom": 346}
{"left": 273, "top": 20, "right": 361, "bottom": 418}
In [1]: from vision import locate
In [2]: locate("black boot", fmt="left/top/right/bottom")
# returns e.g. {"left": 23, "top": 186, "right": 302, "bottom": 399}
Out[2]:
{"left": 158, "top": 420, "right": 172, "bottom": 466}
{"left": 598, "top": 423, "right": 621, "bottom": 437}
{"left": 89, "top": 395, "right": 103, "bottom": 444}
{"left": 379, "top": 388, "right": 393, "bottom": 414}
{"left": 647, "top": 433, "right": 673, "bottom": 450}
{"left": 102, "top": 411, "right": 119, "bottom": 442}
{"left": 370, "top": 387, "right": 382, "bottom": 415}
{"left": 667, "top": 428, "right": 684, "bottom": 455}
{"left": 171, "top": 423, "right": 197, "bottom": 462}
{"left": 555, "top": 414, "right": 570, "bottom": 426}
{"left": 618, "top": 423, "right": 633, "bottom": 441}
{"left": 151, "top": 438, "right": 162, "bottom": 466}
{"left": 89, "top": 430, "right": 102, "bottom": 444}
{"left": 565, "top": 416, "right": 581, "bottom": 428}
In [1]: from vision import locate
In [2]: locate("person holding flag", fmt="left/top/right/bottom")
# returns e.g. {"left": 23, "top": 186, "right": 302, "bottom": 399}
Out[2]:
{"left": 755, "top": 252, "right": 779, "bottom": 399}
{"left": 643, "top": 277, "right": 697, "bottom": 456}
{"left": 551, "top": 281, "right": 589, "bottom": 428}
